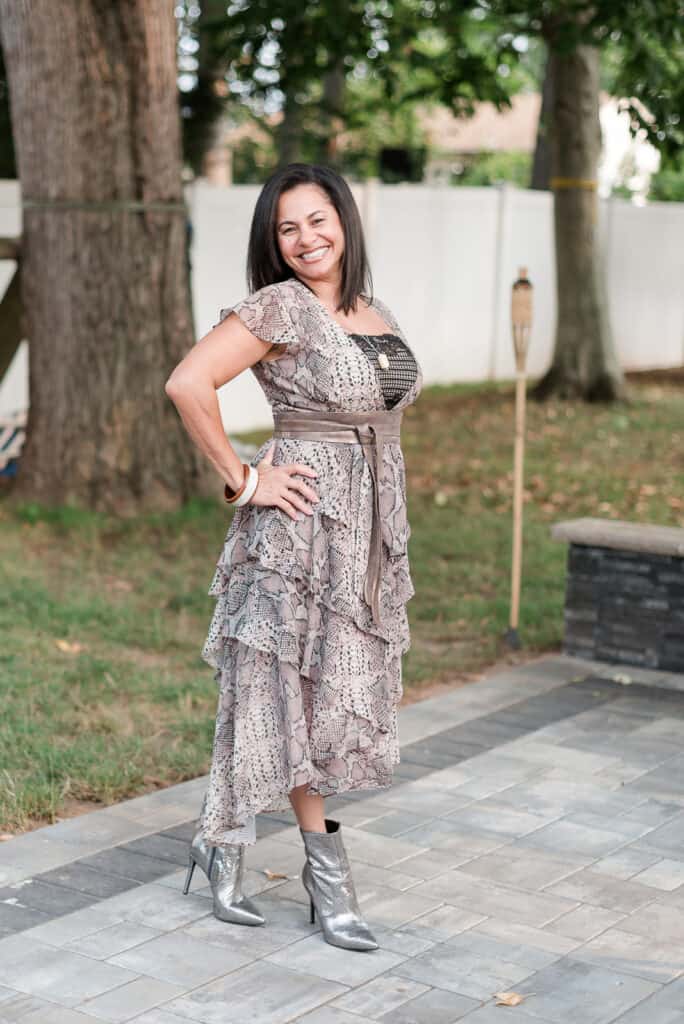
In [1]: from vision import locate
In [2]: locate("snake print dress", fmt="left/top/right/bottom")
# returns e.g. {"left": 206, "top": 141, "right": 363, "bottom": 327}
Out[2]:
{"left": 199, "top": 277, "right": 424, "bottom": 845}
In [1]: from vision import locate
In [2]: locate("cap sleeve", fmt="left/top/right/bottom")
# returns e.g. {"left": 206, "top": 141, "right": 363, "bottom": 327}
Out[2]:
{"left": 214, "top": 281, "right": 300, "bottom": 349}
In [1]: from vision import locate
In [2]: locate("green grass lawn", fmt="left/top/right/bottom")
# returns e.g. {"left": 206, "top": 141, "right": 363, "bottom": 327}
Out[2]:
{"left": 1, "top": 370, "right": 681, "bottom": 833}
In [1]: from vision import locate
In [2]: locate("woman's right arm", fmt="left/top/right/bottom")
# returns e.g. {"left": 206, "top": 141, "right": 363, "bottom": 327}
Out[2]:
{"left": 164, "top": 313, "right": 319, "bottom": 519}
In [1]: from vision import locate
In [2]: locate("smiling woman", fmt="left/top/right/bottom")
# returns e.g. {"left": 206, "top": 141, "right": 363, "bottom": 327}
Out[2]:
{"left": 164, "top": 162, "right": 423, "bottom": 952}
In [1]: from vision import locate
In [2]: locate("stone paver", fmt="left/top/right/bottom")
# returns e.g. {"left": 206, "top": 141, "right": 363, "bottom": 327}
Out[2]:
{"left": 2, "top": 654, "right": 684, "bottom": 1023}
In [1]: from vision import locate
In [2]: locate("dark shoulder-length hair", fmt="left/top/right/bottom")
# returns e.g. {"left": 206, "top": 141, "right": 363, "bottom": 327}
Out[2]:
{"left": 246, "top": 162, "right": 373, "bottom": 315}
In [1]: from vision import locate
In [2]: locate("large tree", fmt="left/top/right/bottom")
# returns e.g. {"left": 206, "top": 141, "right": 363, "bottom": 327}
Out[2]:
{"left": 0, "top": 1, "right": 205, "bottom": 511}
{"left": 487, "top": 0, "right": 683, "bottom": 400}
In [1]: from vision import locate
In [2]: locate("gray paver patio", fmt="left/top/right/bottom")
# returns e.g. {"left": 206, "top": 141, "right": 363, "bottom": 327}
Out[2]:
{"left": 1, "top": 653, "right": 684, "bottom": 1022}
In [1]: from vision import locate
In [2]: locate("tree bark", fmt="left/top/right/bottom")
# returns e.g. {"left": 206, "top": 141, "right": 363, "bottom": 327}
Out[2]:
{"left": 533, "top": 43, "right": 625, "bottom": 401}
{"left": 530, "top": 51, "right": 552, "bottom": 191}
{"left": 0, "top": 1, "right": 208, "bottom": 511}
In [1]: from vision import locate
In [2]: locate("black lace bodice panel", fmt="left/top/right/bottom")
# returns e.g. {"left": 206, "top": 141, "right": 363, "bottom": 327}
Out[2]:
{"left": 346, "top": 333, "right": 419, "bottom": 410}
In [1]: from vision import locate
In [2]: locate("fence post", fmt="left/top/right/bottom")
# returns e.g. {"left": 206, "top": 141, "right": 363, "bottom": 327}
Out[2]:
{"left": 488, "top": 183, "right": 513, "bottom": 380}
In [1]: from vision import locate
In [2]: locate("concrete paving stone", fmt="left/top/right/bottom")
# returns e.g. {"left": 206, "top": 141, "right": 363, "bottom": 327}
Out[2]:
{"left": 184, "top": 893, "right": 315, "bottom": 956}
{"left": 87, "top": 883, "right": 211, "bottom": 932}
{"left": 618, "top": 800, "right": 684, "bottom": 828}
{"left": 441, "top": 801, "right": 559, "bottom": 840}
{"left": 394, "top": 819, "right": 506, "bottom": 852}
{"left": 543, "top": 867, "right": 659, "bottom": 914}
{"left": 20, "top": 906, "right": 124, "bottom": 948}
{"left": 508, "top": 958, "right": 661, "bottom": 1023}
{"left": 332, "top": 975, "right": 429, "bottom": 1018}
{"left": 457, "top": 846, "right": 586, "bottom": 891}
{"left": 339, "top": 859, "right": 423, "bottom": 892}
{"left": 0, "top": 879, "right": 95, "bottom": 917}
{"left": 397, "top": 848, "right": 485, "bottom": 881}
{"left": 77, "top": 848, "right": 179, "bottom": 885}
{"left": 629, "top": 812, "right": 684, "bottom": 858}
{"left": 444, "top": 754, "right": 540, "bottom": 784}
{"left": 378, "top": 985, "right": 480, "bottom": 1023}
{"left": 399, "top": 833, "right": 505, "bottom": 871}
{"left": 370, "top": 925, "right": 437, "bottom": 958}
{"left": 300, "top": 826, "right": 429, "bottom": 870}
{"left": 0, "top": 990, "right": 51, "bottom": 1022}
{"left": 619, "top": 900, "right": 684, "bottom": 944}
{"left": 400, "top": 905, "right": 488, "bottom": 945}
{"left": 561, "top": 811, "right": 653, "bottom": 841}
{"left": 165, "top": 960, "right": 347, "bottom": 1024}
{"left": 0, "top": 902, "right": 51, "bottom": 934}
{"left": 569, "top": 927, "right": 684, "bottom": 983}
{"left": 107, "top": 803, "right": 204, "bottom": 832}
{"left": 441, "top": 930, "right": 562, "bottom": 972}
{"left": 556, "top": 734, "right": 682, "bottom": 770}
{"left": 472, "top": 918, "right": 581, "bottom": 956}
{"left": 64, "top": 920, "right": 163, "bottom": 959}
{"left": 457, "top": 1008, "right": 553, "bottom": 1023}
{"left": 412, "top": 871, "right": 577, "bottom": 929}
{"left": 330, "top": 801, "right": 398, "bottom": 830}
{"left": 38, "top": 863, "right": 140, "bottom": 901}
{"left": 0, "top": 836, "right": 102, "bottom": 885}
{"left": 266, "top": 933, "right": 406, "bottom": 987}
{"left": 362, "top": 889, "right": 444, "bottom": 930}
{"left": 444, "top": 776, "right": 519, "bottom": 801}
{"left": 391, "top": 939, "right": 536, "bottom": 1002}
{"left": 157, "top": 821, "right": 197, "bottom": 843}
{"left": 118, "top": 834, "right": 190, "bottom": 866}
{"left": 495, "top": 739, "right": 621, "bottom": 775}
{"left": 361, "top": 811, "right": 437, "bottom": 838}
{"left": 609, "top": 976, "right": 684, "bottom": 1023}
{"left": 543, "top": 903, "right": 626, "bottom": 942}
{"left": 632, "top": 858, "right": 684, "bottom": 891}
{"left": 626, "top": 759, "right": 684, "bottom": 803}
{"left": 8, "top": 1005, "right": 99, "bottom": 1023}
{"left": 231, "top": 837, "right": 306, "bottom": 879}
{"left": 392, "top": 762, "right": 435, "bottom": 782}
{"left": 370, "top": 789, "right": 474, "bottom": 820}
{"left": 496, "top": 780, "right": 645, "bottom": 821}
{"left": 127, "top": 1009, "right": 198, "bottom": 1024}
{"left": 591, "top": 847, "right": 662, "bottom": 882}
{"left": 630, "top": 716, "right": 684, "bottom": 745}
{"left": 514, "top": 819, "right": 631, "bottom": 859}
{"left": 293, "top": 1008, "right": 375, "bottom": 1024}
{"left": 0, "top": 939, "right": 138, "bottom": 1008}
{"left": 400, "top": 747, "right": 470, "bottom": 772}
{"left": 76, "top": 977, "right": 185, "bottom": 1022}
{"left": 109, "top": 929, "right": 251, "bottom": 988}
{"left": 35, "top": 813, "right": 151, "bottom": 850}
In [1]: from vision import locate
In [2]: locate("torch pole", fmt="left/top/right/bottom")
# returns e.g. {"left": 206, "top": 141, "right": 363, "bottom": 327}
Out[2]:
{"left": 505, "top": 268, "right": 533, "bottom": 650}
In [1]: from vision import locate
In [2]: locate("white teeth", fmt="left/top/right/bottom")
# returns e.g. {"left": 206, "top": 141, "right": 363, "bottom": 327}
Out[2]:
{"left": 300, "top": 246, "right": 329, "bottom": 262}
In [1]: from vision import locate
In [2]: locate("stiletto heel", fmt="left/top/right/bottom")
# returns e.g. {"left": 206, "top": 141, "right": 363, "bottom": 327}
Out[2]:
{"left": 184, "top": 799, "right": 265, "bottom": 926}
{"left": 300, "top": 819, "right": 378, "bottom": 952}
{"left": 183, "top": 854, "right": 197, "bottom": 895}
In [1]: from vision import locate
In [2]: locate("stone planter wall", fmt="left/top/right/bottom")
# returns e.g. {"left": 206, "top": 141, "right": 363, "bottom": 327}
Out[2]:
{"left": 552, "top": 518, "right": 684, "bottom": 671}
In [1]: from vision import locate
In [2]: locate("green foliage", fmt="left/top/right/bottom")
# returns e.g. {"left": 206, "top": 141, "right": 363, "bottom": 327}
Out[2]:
{"left": 452, "top": 150, "right": 532, "bottom": 187}
{"left": 649, "top": 154, "right": 684, "bottom": 202}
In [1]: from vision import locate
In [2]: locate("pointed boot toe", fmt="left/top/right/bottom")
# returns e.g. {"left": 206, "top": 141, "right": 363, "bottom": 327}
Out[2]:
{"left": 183, "top": 823, "right": 265, "bottom": 927}
{"left": 301, "top": 818, "right": 379, "bottom": 952}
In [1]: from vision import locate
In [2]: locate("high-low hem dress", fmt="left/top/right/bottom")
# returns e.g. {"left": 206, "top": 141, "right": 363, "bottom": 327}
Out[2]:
{"left": 199, "top": 277, "right": 424, "bottom": 846}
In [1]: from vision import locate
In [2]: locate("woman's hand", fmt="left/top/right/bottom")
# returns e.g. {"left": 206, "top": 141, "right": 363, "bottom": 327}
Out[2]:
{"left": 249, "top": 442, "right": 320, "bottom": 521}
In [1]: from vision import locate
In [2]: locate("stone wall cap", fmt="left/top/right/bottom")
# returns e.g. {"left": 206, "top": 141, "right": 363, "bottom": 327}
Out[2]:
{"left": 551, "top": 517, "right": 684, "bottom": 557}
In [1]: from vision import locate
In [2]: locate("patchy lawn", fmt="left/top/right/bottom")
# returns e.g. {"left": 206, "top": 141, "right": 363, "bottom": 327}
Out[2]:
{"left": 1, "top": 369, "right": 681, "bottom": 833}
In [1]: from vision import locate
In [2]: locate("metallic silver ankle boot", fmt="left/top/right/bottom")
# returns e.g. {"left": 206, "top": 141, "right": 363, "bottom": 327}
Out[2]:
{"left": 300, "top": 818, "right": 378, "bottom": 952}
{"left": 183, "top": 825, "right": 265, "bottom": 927}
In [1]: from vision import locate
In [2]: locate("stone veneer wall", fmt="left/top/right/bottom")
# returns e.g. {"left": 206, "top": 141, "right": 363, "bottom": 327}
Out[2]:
{"left": 552, "top": 518, "right": 684, "bottom": 672}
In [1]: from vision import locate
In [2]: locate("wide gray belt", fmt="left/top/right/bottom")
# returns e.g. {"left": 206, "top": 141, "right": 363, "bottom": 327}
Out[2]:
{"left": 272, "top": 407, "right": 404, "bottom": 627}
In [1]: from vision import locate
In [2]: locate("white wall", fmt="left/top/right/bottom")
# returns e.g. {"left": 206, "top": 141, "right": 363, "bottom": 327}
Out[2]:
{"left": 2, "top": 178, "right": 684, "bottom": 430}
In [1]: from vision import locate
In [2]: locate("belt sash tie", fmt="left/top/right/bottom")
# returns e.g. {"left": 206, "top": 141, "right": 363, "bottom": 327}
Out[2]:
{"left": 272, "top": 407, "right": 404, "bottom": 628}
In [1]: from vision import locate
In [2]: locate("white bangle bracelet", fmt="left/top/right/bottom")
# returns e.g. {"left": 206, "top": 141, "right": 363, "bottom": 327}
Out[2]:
{"left": 233, "top": 464, "right": 259, "bottom": 507}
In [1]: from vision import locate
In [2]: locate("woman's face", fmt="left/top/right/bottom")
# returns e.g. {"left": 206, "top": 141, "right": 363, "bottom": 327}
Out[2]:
{"left": 276, "top": 184, "right": 345, "bottom": 286}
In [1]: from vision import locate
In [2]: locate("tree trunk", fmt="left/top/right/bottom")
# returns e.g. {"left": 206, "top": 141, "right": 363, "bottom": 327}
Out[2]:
{"left": 530, "top": 50, "right": 552, "bottom": 191}
{"left": 277, "top": 92, "right": 304, "bottom": 166}
{"left": 533, "top": 43, "right": 625, "bottom": 401}
{"left": 0, "top": 1, "right": 208, "bottom": 512}
{"left": 319, "top": 60, "right": 346, "bottom": 166}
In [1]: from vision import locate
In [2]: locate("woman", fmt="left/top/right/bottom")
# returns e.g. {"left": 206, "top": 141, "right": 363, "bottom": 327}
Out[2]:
{"left": 165, "top": 162, "right": 423, "bottom": 952}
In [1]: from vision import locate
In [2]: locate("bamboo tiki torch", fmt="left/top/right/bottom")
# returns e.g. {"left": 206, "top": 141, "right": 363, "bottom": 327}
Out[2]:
{"left": 505, "top": 267, "right": 533, "bottom": 650}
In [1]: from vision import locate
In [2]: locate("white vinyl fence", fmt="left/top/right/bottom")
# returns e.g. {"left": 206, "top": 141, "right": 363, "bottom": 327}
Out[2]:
{"left": 1, "top": 178, "right": 683, "bottom": 432}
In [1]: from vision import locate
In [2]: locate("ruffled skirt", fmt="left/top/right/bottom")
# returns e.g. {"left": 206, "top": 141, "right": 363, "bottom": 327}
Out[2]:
{"left": 199, "top": 435, "right": 415, "bottom": 845}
